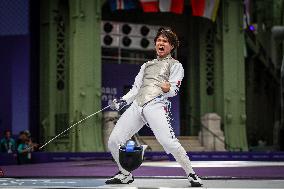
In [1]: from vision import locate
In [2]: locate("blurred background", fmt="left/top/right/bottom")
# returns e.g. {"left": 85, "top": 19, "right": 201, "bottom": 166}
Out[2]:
{"left": 0, "top": 0, "right": 284, "bottom": 166}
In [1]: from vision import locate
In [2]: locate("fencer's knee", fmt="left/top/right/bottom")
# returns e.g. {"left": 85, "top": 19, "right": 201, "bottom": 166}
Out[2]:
{"left": 107, "top": 133, "right": 119, "bottom": 152}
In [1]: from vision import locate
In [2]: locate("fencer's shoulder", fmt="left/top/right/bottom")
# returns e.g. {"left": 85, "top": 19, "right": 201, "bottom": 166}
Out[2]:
{"left": 141, "top": 62, "right": 148, "bottom": 68}
{"left": 146, "top": 59, "right": 156, "bottom": 64}
{"left": 169, "top": 58, "right": 183, "bottom": 67}
{"left": 170, "top": 58, "right": 181, "bottom": 64}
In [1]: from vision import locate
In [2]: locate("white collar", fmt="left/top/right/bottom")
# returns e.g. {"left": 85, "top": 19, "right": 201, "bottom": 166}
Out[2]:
{"left": 157, "top": 54, "right": 172, "bottom": 61}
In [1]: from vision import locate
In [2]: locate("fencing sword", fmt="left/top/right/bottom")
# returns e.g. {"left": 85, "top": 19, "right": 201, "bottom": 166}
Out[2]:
{"left": 38, "top": 105, "right": 111, "bottom": 150}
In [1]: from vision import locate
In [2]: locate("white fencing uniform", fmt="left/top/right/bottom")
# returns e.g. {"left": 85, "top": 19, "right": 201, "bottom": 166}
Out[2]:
{"left": 108, "top": 54, "right": 195, "bottom": 176}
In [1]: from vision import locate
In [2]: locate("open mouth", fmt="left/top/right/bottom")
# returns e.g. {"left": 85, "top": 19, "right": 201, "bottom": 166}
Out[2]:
{"left": 158, "top": 46, "right": 164, "bottom": 52}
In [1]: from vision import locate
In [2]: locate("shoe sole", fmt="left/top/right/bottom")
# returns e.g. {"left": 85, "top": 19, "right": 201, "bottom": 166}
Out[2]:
{"left": 190, "top": 181, "right": 202, "bottom": 187}
{"left": 126, "top": 179, "right": 134, "bottom": 184}
{"left": 105, "top": 178, "right": 134, "bottom": 184}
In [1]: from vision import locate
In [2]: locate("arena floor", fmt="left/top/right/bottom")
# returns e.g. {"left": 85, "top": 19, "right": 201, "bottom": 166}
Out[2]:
{"left": 1, "top": 178, "right": 284, "bottom": 188}
{"left": 1, "top": 160, "right": 284, "bottom": 188}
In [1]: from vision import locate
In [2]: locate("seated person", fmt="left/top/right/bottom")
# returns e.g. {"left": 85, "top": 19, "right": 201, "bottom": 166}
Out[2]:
{"left": 0, "top": 130, "right": 16, "bottom": 153}
{"left": 17, "top": 131, "right": 38, "bottom": 164}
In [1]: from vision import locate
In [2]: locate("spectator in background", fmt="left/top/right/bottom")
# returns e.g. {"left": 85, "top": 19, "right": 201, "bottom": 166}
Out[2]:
{"left": 0, "top": 130, "right": 16, "bottom": 153}
{"left": 17, "top": 130, "right": 38, "bottom": 164}
{"left": 16, "top": 131, "right": 25, "bottom": 148}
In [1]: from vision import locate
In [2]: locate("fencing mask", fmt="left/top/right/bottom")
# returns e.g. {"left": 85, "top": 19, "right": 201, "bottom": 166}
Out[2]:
{"left": 119, "top": 140, "right": 147, "bottom": 172}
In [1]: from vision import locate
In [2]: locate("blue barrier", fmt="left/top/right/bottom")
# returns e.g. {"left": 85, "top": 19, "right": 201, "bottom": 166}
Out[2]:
{"left": 1, "top": 151, "right": 284, "bottom": 165}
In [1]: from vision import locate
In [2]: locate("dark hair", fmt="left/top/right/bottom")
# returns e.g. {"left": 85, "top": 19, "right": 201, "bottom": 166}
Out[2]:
{"left": 4, "top": 130, "right": 11, "bottom": 135}
{"left": 154, "top": 27, "right": 179, "bottom": 52}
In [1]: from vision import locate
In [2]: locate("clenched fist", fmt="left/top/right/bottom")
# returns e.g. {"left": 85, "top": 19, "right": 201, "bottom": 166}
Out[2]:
{"left": 161, "top": 82, "right": 171, "bottom": 93}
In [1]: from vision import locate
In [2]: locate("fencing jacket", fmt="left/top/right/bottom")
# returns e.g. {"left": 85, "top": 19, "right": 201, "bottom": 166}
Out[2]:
{"left": 122, "top": 54, "right": 184, "bottom": 107}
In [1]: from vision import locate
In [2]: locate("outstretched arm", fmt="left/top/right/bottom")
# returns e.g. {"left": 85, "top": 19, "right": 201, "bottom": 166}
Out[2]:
{"left": 121, "top": 63, "right": 146, "bottom": 104}
{"left": 163, "top": 63, "right": 184, "bottom": 98}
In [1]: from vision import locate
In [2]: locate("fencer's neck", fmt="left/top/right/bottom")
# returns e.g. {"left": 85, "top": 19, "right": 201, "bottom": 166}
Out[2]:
{"left": 157, "top": 54, "right": 172, "bottom": 61}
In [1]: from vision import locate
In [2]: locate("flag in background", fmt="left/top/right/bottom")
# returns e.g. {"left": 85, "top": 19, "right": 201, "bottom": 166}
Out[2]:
{"left": 191, "top": 0, "right": 220, "bottom": 22}
{"left": 159, "top": 0, "right": 184, "bottom": 14}
{"left": 108, "top": 0, "right": 137, "bottom": 11}
{"left": 140, "top": 0, "right": 159, "bottom": 12}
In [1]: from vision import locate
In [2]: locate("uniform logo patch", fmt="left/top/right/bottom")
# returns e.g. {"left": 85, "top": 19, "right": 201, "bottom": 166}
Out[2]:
{"left": 163, "top": 106, "right": 168, "bottom": 113}
{"left": 176, "top": 80, "right": 181, "bottom": 88}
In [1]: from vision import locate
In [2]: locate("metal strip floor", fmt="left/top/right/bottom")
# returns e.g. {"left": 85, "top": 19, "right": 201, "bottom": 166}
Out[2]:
{"left": 141, "top": 161, "right": 284, "bottom": 168}
{"left": 1, "top": 178, "right": 284, "bottom": 188}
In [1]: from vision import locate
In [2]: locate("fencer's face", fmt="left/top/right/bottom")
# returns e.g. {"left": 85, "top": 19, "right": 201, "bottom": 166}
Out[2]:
{"left": 155, "top": 35, "right": 174, "bottom": 58}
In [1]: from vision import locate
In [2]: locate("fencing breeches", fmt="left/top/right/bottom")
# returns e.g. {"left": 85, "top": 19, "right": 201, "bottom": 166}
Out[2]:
{"left": 107, "top": 99, "right": 195, "bottom": 175}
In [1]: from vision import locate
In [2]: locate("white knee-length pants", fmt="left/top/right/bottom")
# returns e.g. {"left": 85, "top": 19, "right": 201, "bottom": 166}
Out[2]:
{"left": 108, "top": 97, "right": 195, "bottom": 176}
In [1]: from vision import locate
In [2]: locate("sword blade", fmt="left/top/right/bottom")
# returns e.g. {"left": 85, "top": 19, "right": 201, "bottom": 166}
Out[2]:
{"left": 39, "top": 105, "right": 111, "bottom": 150}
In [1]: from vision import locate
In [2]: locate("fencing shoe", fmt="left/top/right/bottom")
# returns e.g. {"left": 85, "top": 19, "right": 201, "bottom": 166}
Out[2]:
{"left": 188, "top": 173, "right": 203, "bottom": 187}
{"left": 105, "top": 171, "right": 134, "bottom": 184}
